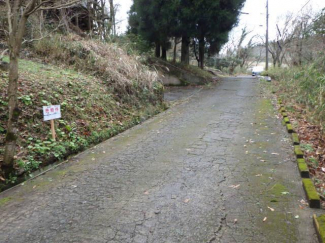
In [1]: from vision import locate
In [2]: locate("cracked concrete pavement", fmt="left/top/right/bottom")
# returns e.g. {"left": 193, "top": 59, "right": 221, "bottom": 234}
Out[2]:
{"left": 0, "top": 77, "right": 318, "bottom": 242}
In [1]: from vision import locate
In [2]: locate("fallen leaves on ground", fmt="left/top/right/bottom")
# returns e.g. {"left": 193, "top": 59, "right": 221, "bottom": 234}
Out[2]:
{"left": 229, "top": 184, "right": 241, "bottom": 189}
{"left": 263, "top": 217, "right": 267, "bottom": 222}
{"left": 300, "top": 199, "right": 308, "bottom": 205}
{"left": 299, "top": 199, "right": 308, "bottom": 209}
{"left": 282, "top": 106, "right": 325, "bottom": 207}
{"left": 267, "top": 206, "right": 275, "bottom": 212}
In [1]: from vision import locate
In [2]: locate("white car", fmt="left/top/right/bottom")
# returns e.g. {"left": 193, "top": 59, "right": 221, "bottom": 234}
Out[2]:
{"left": 252, "top": 66, "right": 264, "bottom": 76}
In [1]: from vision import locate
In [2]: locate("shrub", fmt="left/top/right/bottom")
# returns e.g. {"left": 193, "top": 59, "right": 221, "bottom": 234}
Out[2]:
{"left": 270, "top": 56, "right": 325, "bottom": 126}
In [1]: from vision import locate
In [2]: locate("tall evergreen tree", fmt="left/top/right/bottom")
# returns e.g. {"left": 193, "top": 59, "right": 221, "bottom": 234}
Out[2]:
{"left": 191, "top": 0, "right": 245, "bottom": 68}
{"left": 129, "top": 0, "right": 178, "bottom": 59}
{"left": 129, "top": 0, "right": 245, "bottom": 67}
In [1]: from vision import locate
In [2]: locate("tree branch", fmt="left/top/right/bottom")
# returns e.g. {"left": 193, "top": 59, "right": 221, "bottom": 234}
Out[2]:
{"left": 27, "top": 0, "right": 82, "bottom": 16}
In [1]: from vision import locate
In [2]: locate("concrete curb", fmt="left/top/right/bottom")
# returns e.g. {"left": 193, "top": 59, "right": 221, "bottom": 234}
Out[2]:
{"left": 314, "top": 214, "right": 325, "bottom": 243}
{"left": 294, "top": 145, "right": 304, "bottom": 158}
{"left": 277, "top": 99, "right": 322, "bottom": 242}
{"left": 286, "top": 124, "right": 294, "bottom": 133}
{"left": 297, "top": 159, "right": 310, "bottom": 178}
{"left": 283, "top": 117, "right": 290, "bottom": 124}
{"left": 292, "top": 133, "right": 300, "bottom": 145}
{"left": 303, "top": 178, "right": 321, "bottom": 208}
{"left": 277, "top": 99, "right": 321, "bottom": 208}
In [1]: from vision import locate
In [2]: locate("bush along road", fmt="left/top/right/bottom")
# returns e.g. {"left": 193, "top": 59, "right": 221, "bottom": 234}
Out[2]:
{"left": 0, "top": 77, "right": 318, "bottom": 242}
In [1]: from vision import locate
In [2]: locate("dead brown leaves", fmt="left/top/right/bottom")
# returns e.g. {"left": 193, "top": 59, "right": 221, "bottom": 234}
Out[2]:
{"left": 285, "top": 105, "right": 325, "bottom": 207}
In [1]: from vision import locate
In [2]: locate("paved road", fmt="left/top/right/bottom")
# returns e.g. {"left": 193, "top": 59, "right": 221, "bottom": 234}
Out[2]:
{"left": 0, "top": 77, "right": 318, "bottom": 243}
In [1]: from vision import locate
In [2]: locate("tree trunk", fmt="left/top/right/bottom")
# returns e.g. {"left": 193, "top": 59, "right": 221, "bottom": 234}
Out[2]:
{"left": 4, "top": 5, "right": 29, "bottom": 174}
{"left": 173, "top": 37, "right": 177, "bottom": 63}
{"left": 181, "top": 36, "right": 190, "bottom": 65}
{"left": 161, "top": 45, "right": 167, "bottom": 60}
{"left": 39, "top": 10, "right": 44, "bottom": 34}
{"left": 60, "top": 9, "right": 71, "bottom": 32}
{"left": 199, "top": 37, "right": 205, "bottom": 69}
{"left": 298, "top": 39, "right": 303, "bottom": 66}
{"left": 193, "top": 40, "right": 199, "bottom": 66}
{"left": 109, "top": 0, "right": 114, "bottom": 35}
{"left": 4, "top": 51, "right": 20, "bottom": 172}
{"left": 155, "top": 42, "right": 161, "bottom": 58}
{"left": 87, "top": 1, "right": 94, "bottom": 35}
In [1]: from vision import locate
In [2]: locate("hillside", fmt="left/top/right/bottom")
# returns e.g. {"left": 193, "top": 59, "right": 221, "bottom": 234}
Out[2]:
{"left": 0, "top": 35, "right": 165, "bottom": 188}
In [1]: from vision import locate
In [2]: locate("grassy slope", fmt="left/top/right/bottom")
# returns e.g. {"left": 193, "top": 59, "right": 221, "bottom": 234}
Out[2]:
{"left": 0, "top": 38, "right": 165, "bottom": 187}
{"left": 266, "top": 57, "right": 325, "bottom": 124}
{"left": 172, "top": 62, "right": 215, "bottom": 80}
{"left": 147, "top": 57, "right": 215, "bottom": 85}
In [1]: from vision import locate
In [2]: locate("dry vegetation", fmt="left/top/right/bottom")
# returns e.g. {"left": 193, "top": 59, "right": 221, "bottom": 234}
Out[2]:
{"left": 31, "top": 34, "right": 161, "bottom": 98}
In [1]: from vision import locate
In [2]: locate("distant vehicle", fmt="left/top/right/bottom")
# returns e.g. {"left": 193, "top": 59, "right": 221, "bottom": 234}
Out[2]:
{"left": 252, "top": 66, "right": 264, "bottom": 76}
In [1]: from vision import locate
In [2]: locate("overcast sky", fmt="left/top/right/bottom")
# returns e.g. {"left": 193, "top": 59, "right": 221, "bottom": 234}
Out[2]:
{"left": 236, "top": 0, "right": 325, "bottom": 42}
{"left": 115, "top": 0, "right": 325, "bottom": 41}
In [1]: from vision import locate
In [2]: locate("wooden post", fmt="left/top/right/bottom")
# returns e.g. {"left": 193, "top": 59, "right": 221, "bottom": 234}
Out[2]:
{"left": 50, "top": 119, "right": 56, "bottom": 141}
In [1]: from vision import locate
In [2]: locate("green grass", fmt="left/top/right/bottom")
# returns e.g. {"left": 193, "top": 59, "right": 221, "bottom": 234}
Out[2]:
{"left": 300, "top": 143, "right": 314, "bottom": 152}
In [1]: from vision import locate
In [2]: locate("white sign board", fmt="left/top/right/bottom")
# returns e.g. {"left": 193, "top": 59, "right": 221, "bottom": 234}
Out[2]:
{"left": 43, "top": 105, "right": 61, "bottom": 121}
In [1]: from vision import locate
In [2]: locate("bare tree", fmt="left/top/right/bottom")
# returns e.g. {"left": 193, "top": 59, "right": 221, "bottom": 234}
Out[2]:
{"left": 220, "top": 27, "right": 256, "bottom": 73}
{"left": 236, "top": 27, "right": 255, "bottom": 68}
{"left": 86, "top": 0, "right": 117, "bottom": 39}
{"left": 2, "top": 0, "right": 80, "bottom": 175}
{"left": 268, "top": 9, "right": 324, "bottom": 67}
{"left": 286, "top": 8, "right": 322, "bottom": 66}
{"left": 268, "top": 14, "right": 296, "bottom": 67}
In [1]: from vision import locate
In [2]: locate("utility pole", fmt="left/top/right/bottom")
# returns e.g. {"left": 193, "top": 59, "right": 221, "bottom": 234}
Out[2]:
{"left": 266, "top": 0, "right": 269, "bottom": 71}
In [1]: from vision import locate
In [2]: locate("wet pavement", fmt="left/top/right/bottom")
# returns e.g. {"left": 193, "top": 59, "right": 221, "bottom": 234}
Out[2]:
{"left": 0, "top": 77, "right": 318, "bottom": 242}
